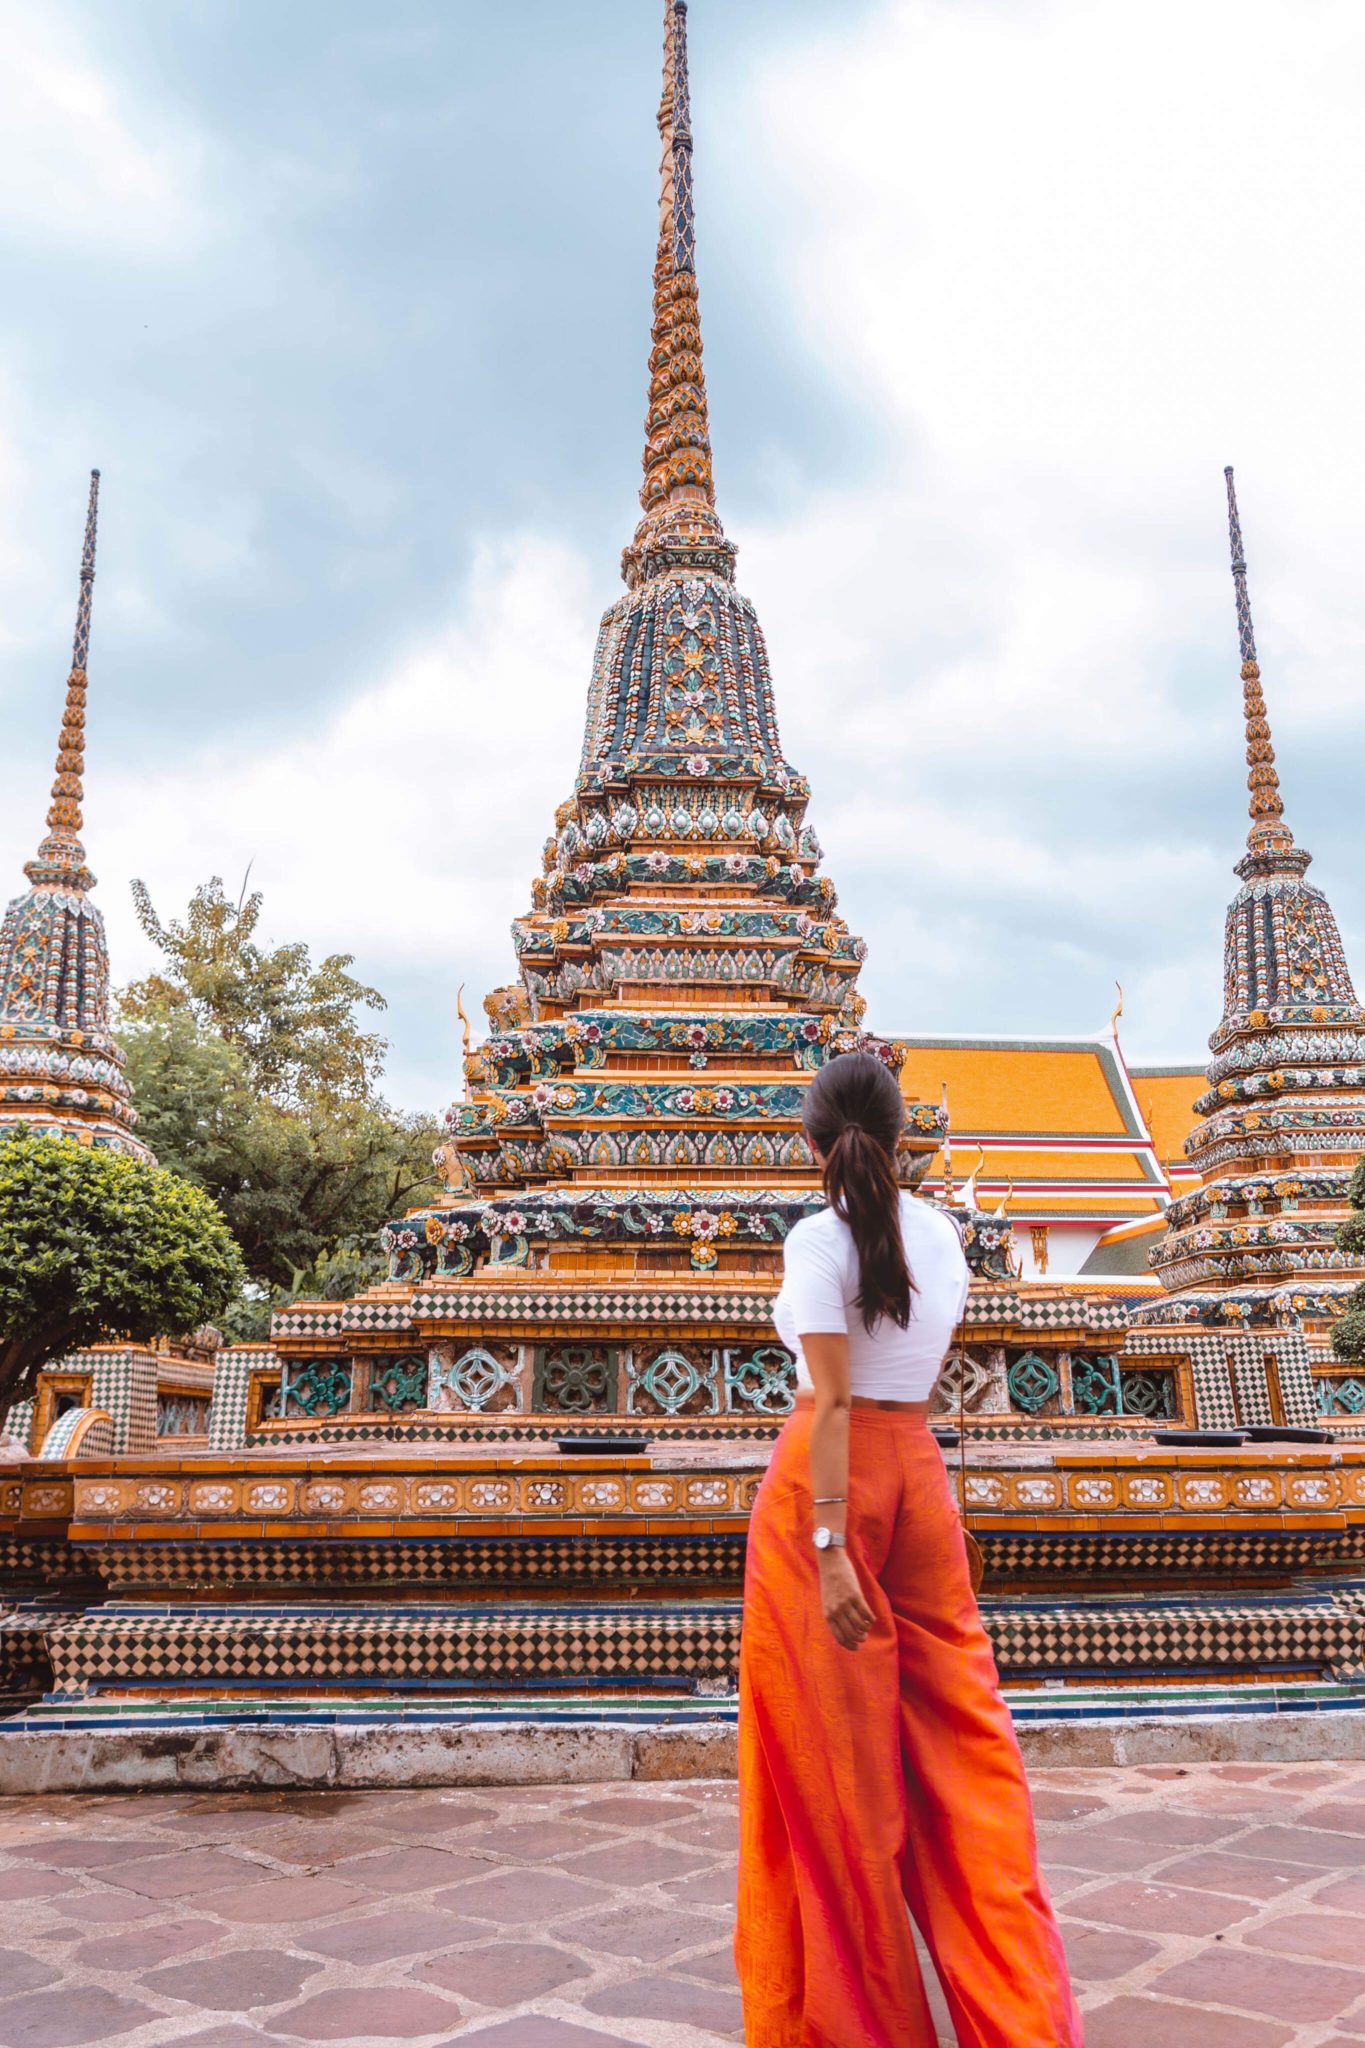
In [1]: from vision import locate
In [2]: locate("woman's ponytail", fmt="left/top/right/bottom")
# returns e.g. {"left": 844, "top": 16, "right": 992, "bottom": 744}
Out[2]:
{"left": 803, "top": 1052, "right": 914, "bottom": 1332}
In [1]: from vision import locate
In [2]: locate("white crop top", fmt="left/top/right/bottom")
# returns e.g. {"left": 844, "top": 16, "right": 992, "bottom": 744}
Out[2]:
{"left": 773, "top": 1194, "right": 970, "bottom": 1400}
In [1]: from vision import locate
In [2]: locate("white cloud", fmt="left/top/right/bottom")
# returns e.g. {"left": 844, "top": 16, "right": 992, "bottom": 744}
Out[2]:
{"left": 709, "top": 0, "right": 1365, "bottom": 1059}
{"left": 0, "top": 3, "right": 206, "bottom": 254}
{"left": 85, "top": 534, "right": 595, "bottom": 1108}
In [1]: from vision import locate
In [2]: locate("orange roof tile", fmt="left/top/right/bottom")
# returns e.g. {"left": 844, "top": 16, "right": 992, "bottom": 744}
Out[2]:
{"left": 898, "top": 1040, "right": 1134, "bottom": 1137}
{"left": 1129, "top": 1065, "right": 1205, "bottom": 1170}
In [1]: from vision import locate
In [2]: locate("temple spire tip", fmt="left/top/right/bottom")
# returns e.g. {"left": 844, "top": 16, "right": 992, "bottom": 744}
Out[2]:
{"left": 1224, "top": 466, "right": 1294, "bottom": 862}
{"left": 622, "top": 0, "right": 733, "bottom": 587}
{"left": 29, "top": 470, "right": 100, "bottom": 887}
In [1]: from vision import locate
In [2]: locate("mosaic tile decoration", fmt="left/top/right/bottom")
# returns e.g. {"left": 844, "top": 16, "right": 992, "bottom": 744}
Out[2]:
{"left": 85, "top": 1532, "right": 747, "bottom": 1592}
{"left": 88, "top": 1347, "right": 157, "bottom": 1454}
{"left": 32, "top": 1407, "right": 113, "bottom": 1460}
{"left": 4, "top": 1399, "right": 35, "bottom": 1454}
{"left": 67, "top": 1524, "right": 1353, "bottom": 1596}
{"left": 42, "top": 1601, "right": 743, "bottom": 1693}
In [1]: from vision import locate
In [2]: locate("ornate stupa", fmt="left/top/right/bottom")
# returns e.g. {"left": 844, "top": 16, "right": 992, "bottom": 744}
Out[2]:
{"left": 348, "top": 0, "right": 965, "bottom": 1433}
{"left": 1136, "top": 469, "right": 1365, "bottom": 1415}
{"left": 0, "top": 471, "right": 148, "bottom": 1160}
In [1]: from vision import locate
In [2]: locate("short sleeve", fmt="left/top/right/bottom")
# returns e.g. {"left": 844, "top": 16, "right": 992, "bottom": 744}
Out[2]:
{"left": 782, "top": 1222, "right": 849, "bottom": 1336}
{"left": 953, "top": 1246, "right": 970, "bottom": 1323}
{"left": 943, "top": 1214, "right": 971, "bottom": 1323}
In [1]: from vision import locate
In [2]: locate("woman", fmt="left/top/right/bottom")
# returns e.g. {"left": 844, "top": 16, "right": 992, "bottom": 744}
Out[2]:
{"left": 735, "top": 1052, "right": 1081, "bottom": 2048}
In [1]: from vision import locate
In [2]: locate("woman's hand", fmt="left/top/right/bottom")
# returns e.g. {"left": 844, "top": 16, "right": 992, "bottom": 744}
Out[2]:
{"left": 818, "top": 1551, "right": 875, "bottom": 1651}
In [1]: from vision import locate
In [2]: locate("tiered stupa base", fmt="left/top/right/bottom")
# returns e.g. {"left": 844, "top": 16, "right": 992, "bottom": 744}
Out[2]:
{"left": 7, "top": 1426, "right": 1365, "bottom": 1733}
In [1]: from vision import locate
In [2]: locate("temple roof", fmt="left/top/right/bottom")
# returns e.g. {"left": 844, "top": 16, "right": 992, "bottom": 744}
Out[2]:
{"left": 0, "top": 471, "right": 149, "bottom": 1158}
{"left": 1129, "top": 1067, "right": 1204, "bottom": 1164}
{"left": 1128, "top": 1065, "right": 1204, "bottom": 1189}
{"left": 895, "top": 1036, "right": 1171, "bottom": 1226}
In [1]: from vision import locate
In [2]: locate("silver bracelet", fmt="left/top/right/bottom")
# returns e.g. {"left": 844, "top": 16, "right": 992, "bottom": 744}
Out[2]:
{"left": 813, "top": 1495, "right": 847, "bottom": 1505}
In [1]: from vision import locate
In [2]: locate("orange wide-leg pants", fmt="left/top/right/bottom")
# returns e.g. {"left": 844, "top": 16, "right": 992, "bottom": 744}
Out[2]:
{"left": 736, "top": 1407, "right": 1082, "bottom": 2048}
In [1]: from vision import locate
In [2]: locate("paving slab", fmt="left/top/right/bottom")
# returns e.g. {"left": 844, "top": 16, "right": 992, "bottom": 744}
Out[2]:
{"left": 1, "top": 1762, "right": 1365, "bottom": 2043}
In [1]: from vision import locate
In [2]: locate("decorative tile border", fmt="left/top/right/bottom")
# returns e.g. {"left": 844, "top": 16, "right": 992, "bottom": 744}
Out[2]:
{"left": 63, "top": 1464, "right": 763, "bottom": 1530}
{"left": 2, "top": 1443, "right": 1349, "bottom": 1541}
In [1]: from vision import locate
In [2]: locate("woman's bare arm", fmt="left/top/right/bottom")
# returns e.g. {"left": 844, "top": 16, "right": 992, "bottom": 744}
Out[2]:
{"left": 801, "top": 1331, "right": 875, "bottom": 1651}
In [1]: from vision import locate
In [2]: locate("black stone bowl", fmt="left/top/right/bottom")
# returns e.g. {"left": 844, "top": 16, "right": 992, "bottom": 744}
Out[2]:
{"left": 554, "top": 1435, "right": 649, "bottom": 1456}
{"left": 1239, "top": 1423, "right": 1334, "bottom": 1444}
{"left": 1149, "top": 1429, "right": 1249, "bottom": 1447}
{"left": 930, "top": 1429, "right": 961, "bottom": 1450}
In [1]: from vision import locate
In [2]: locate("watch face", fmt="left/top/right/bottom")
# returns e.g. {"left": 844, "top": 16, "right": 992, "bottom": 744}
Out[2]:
{"left": 814, "top": 1525, "right": 831, "bottom": 1550}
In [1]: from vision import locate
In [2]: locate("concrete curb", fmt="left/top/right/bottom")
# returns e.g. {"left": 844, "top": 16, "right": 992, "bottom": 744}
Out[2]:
{"left": 2, "top": 1710, "right": 1364, "bottom": 1792}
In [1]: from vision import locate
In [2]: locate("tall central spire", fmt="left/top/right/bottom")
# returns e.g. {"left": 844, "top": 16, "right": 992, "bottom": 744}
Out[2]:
{"left": 28, "top": 469, "right": 100, "bottom": 892}
{"left": 623, "top": 0, "right": 733, "bottom": 588}
{"left": 1224, "top": 466, "right": 1294, "bottom": 863}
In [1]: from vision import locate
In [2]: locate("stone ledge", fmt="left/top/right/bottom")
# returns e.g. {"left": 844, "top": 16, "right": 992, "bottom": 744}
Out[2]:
{"left": 3, "top": 1707, "right": 1365, "bottom": 1792}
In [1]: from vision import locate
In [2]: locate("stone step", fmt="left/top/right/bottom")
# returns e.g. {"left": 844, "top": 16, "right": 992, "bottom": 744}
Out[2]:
{"left": 44, "top": 1599, "right": 742, "bottom": 1694}
{"left": 28, "top": 1580, "right": 1365, "bottom": 1696}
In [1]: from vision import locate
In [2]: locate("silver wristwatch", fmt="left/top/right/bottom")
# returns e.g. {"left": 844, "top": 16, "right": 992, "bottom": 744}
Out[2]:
{"left": 813, "top": 1525, "right": 847, "bottom": 1552}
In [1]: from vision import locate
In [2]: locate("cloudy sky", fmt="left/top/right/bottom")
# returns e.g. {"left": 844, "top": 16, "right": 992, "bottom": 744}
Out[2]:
{"left": 2, "top": 0, "right": 1362, "bottom": 1113}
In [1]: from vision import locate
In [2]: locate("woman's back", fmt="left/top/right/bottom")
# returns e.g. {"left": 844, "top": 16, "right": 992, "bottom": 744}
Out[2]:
{"left": 774, "top": 1193, "right": 969, "bottom": 1402}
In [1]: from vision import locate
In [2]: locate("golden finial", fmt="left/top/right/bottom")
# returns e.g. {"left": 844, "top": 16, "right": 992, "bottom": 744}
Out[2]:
{"left": 456, "top": 983, "right": 473, "bottom": 1099}
{"left": 1110, "top": 980, "right": 1124, "bottom": 1038}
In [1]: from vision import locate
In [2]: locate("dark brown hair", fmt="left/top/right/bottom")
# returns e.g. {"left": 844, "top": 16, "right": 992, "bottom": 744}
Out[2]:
{"left": 803, "top": 1050, "right": 914, "bottom": 1332}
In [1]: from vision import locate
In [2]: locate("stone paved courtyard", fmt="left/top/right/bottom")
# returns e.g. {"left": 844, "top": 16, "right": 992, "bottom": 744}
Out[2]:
{"left": 1, "top": 1760, "right": 1364, "bottom": 2044}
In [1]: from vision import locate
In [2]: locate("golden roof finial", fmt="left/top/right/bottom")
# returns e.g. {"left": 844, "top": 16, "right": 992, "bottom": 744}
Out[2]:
{"left": 1110, "top": 980, "right": 1124, "bottom": 1038}
{"left": 456, "top": 983, "right": 473, "bottom": 1098}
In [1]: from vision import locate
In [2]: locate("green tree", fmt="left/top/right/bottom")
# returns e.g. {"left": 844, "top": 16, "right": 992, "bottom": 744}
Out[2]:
{"left": 0, "top": 1129, "right": 244, "bottom": 1428}
{"left": 117, "top": 879, "right": 441, "bottom": 1298}
{"left": 1333, "top": 1157, "right": 1365, "bottom": 1366}
{"left": 124, "top": 878, "right": 387, "bottom": 1103}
